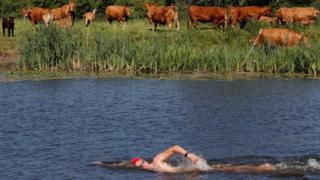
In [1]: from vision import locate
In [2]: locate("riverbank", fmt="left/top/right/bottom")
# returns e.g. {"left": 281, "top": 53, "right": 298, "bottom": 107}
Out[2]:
{"left": 1, "top": 19, "right": 320, "bottom": 77}
{"left": 0, "top": 70, "right": 317, "bottom": 82}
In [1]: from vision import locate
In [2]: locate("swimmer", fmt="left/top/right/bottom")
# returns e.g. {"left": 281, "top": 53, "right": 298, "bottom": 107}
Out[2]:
{"left": 131, "top": 145, "right": 200, "bottom": 173}
{"left": 131, "top": 145, "right": 276, "bottom": 173}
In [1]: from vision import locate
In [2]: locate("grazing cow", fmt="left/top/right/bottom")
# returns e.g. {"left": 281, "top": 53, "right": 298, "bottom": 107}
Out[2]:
{"left": 276, "top": 7, "right": 319, "bottom": 25}
{"left": 143, "top": 1, "right": 179, "bottom": 31}
{"left": 51, "top": 2, "right": 76, "bottom": 27}
{"left": 105, "top": 5, "right": 131, "bottom": 25}
{"left": 21, "top": 7, "right": 52, "bottom": 30}
{"left": 258, "top": 16, "right": 276, "bottom": 24}
{"left": 2, "top": 17, "right": 15, "bottom": 37}
{"left": 188, "top": 5, "right": 228, "bottom": 30}
{"left": 228, "top": 6, "right": 272, "bottom": 28}
{"left": 83, "top": 8, "right": 96, "bottom": 27}
{"left": 252, "top": 28, "right": 308, "bottom": 47}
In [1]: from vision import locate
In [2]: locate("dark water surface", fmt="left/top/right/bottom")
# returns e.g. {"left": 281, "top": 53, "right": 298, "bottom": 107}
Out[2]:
{"left": 1, "top": 78, "right": 320, "bottom": 179}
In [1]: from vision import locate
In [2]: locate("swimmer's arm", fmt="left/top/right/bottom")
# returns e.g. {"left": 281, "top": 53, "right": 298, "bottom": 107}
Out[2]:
{"left": 154, "top": 145, "right": 200, "bottom": 163}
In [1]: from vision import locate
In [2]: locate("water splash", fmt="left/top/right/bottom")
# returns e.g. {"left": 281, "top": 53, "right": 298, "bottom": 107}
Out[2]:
{"left": 308, "top": 159, "right": 320, "bottom": 169}
{"left": 173, "top": 154, "right": 212, "bottom": 172}
{"left": 193, "top": 158, "right": 212, "bottom": 171}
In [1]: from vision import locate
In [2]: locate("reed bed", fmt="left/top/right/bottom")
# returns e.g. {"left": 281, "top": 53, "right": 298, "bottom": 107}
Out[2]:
{"left": 18, "top": 19, "right": 320, "bottom": 76}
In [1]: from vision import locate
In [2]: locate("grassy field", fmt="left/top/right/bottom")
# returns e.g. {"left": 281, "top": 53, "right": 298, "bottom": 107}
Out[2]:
{"left": 1, "top": 18, "right": 320, "bottom": 77}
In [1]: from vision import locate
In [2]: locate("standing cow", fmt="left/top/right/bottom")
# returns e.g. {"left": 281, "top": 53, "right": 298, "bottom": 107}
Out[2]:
{"left": 83, "top": 8, "right": 96, "bottom": 27}
{"left": 276, "top": 7, "right": 319, "bottom": 25}
{"left": 105, "top": 5, "right": 131, "bottom": 25}
{"left": 22, "top": 7, "right": 52, "bottom": 31}
{"left": 2, "top": 17, "right": 15, "bottom": 37}
{"left": 228, "top": 6, "right": 272, "bottom": 28}
{"left": 188, "top": 5, "right": 228, "bottom": 30}
{"left": 143, "top": 1, "right": 180, "bottom": 31}
{"left": 51, "top": 2, "right": 76, "bottom": 28}
{"left": 252, "top": 28, "right": 308, "bottom": 47}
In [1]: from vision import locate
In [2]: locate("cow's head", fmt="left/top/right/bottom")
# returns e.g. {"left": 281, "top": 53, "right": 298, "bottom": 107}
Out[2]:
{"left": 21, "top": 8, "right": 32, "bottom": 18}
{"left": 68, "top": 2, "right": 76, "bottom": 13}
{"left": 62, "top": 2, "right": 76, "bottom": 21}
{"left": 125, "top": 7, "right": 131, "bottom": 17}
{"left": 144, "top": 3, "right": 155, "bottom": 10}
{"left": 8, "top": 17, "right": 15, "bottom": 23}
{"left": 262, "top": 7, "right": 272, "bottom": 17}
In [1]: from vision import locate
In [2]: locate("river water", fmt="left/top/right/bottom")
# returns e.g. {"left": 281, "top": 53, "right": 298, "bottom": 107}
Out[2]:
{"left": 1, "top": 77, "right": 320, "bottom": 179}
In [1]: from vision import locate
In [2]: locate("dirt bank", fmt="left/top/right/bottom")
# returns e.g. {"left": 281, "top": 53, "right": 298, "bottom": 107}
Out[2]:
{"left": 0, "top": 51, "right": 17, "bottom": 71}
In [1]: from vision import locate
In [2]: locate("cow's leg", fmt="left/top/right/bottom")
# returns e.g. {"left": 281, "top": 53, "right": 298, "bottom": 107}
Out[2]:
{"left": 151, "top": 21, "right": 155, "bottom": 31}
{"left": 230, "top": 18, "right": 237, "bottom": 29}
{"left": 11, "top": 27, "right": 14, "bottom": 36}
{"left": 113, "top": 21, "right": 117, "bottom": 28}
{"left": 85, "top": 18, "right": 89, "bottom": 27}
{"left": 32, "top": 21, "right": 37, "bottom": 31}
{"left": 8, "top": 28, "right": 11, "bottom": 37}
{"left": 2, "top": 27, "right": 5, "bottom": 37}
{"left": 155, "top": 23, "right": 158, "bottom": 31}
{"left": 168, "top": 22, "right": 173, "bottom": 31}
{"left": 187, "top": 18, "right": 191, "bottom": 29}
{"left": 188, "top": 18, "right": 195, "bottom": 29}
{"left": 192, "top": 20, "right": 197, "bottom": 28}
{"left": 175, "top": 19, "right": 180, "bottom": 31}
{"left": 153, "top": 22, "right": 157, "bottom": 31}
{"left": 121, "top": 20, "right": 126, "bottom": 29}
{"left": 107, "top": 18, "right": 112, "bottom": 25}
{"left": 239, "top": 21, "right": 246, "bottom": 29}
{"left": 212, "top": 20, "right": 218, "bottom": 29}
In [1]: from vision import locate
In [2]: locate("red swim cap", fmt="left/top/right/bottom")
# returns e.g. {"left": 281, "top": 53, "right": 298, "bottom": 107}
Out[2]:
{"left": 131, "top": 157, "right": 142, "bottom": 166}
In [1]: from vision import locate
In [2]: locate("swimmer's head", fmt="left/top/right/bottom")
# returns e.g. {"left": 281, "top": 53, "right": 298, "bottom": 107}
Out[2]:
{"left": 131, "top": 157, "right": 142, "bottom": 166}
{"left": 131, "top": 157, "right": 149, "bottom": 169}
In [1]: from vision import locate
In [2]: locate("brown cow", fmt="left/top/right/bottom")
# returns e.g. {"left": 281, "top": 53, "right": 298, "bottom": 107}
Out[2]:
{"left": 276, "top": 7, "right": 319, "bottom": 25}
{"left": 83, "top": 8, "right": 96, "bottom": 27}
{"left": 105, "top": 5, "right": 131, "bottom": 25}
{"left": 252, "top": 28, "right": 308, "bottom": 47}
{"left": 143, "top": 2, "right": 179, "bottom": 31}
{"left": 258, "top": 16, "right": 276, "bottom": 24}
{"left": 188, "top": 5, "right": 228, "bottom": 30}
{"left": 228, "top": 6, "right": 272, "bottom": 28}
{"left": 51, "top": 2, "right": 76, "bottom": 27}
{"left": 21, "top": 7, "right": 52, "bottom": 30}
{"left": 2, "top": 17, "right": 15, "bottom": 37}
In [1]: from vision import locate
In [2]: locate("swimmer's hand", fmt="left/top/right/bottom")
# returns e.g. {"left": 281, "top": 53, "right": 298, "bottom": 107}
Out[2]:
{"left": 187, "top": 153, "right": 200, "bottom": 164}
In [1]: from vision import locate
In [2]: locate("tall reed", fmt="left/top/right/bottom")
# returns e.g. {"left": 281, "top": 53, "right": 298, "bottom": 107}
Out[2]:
{"left": 18, "top": 20, "right": 320, "bottom": 76}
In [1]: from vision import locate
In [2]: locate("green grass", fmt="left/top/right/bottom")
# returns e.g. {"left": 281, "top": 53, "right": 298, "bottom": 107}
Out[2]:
{"left": 1, "top": 18, "right": 320, "bottom": 77}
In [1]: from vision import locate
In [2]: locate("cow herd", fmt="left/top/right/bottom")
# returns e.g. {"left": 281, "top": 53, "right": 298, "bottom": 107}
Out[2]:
{"left": 21, "top": 2, "right": 76, "bottom": 31}
{"left": 2, "top": 2, "right": 319, "bottom": 47}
